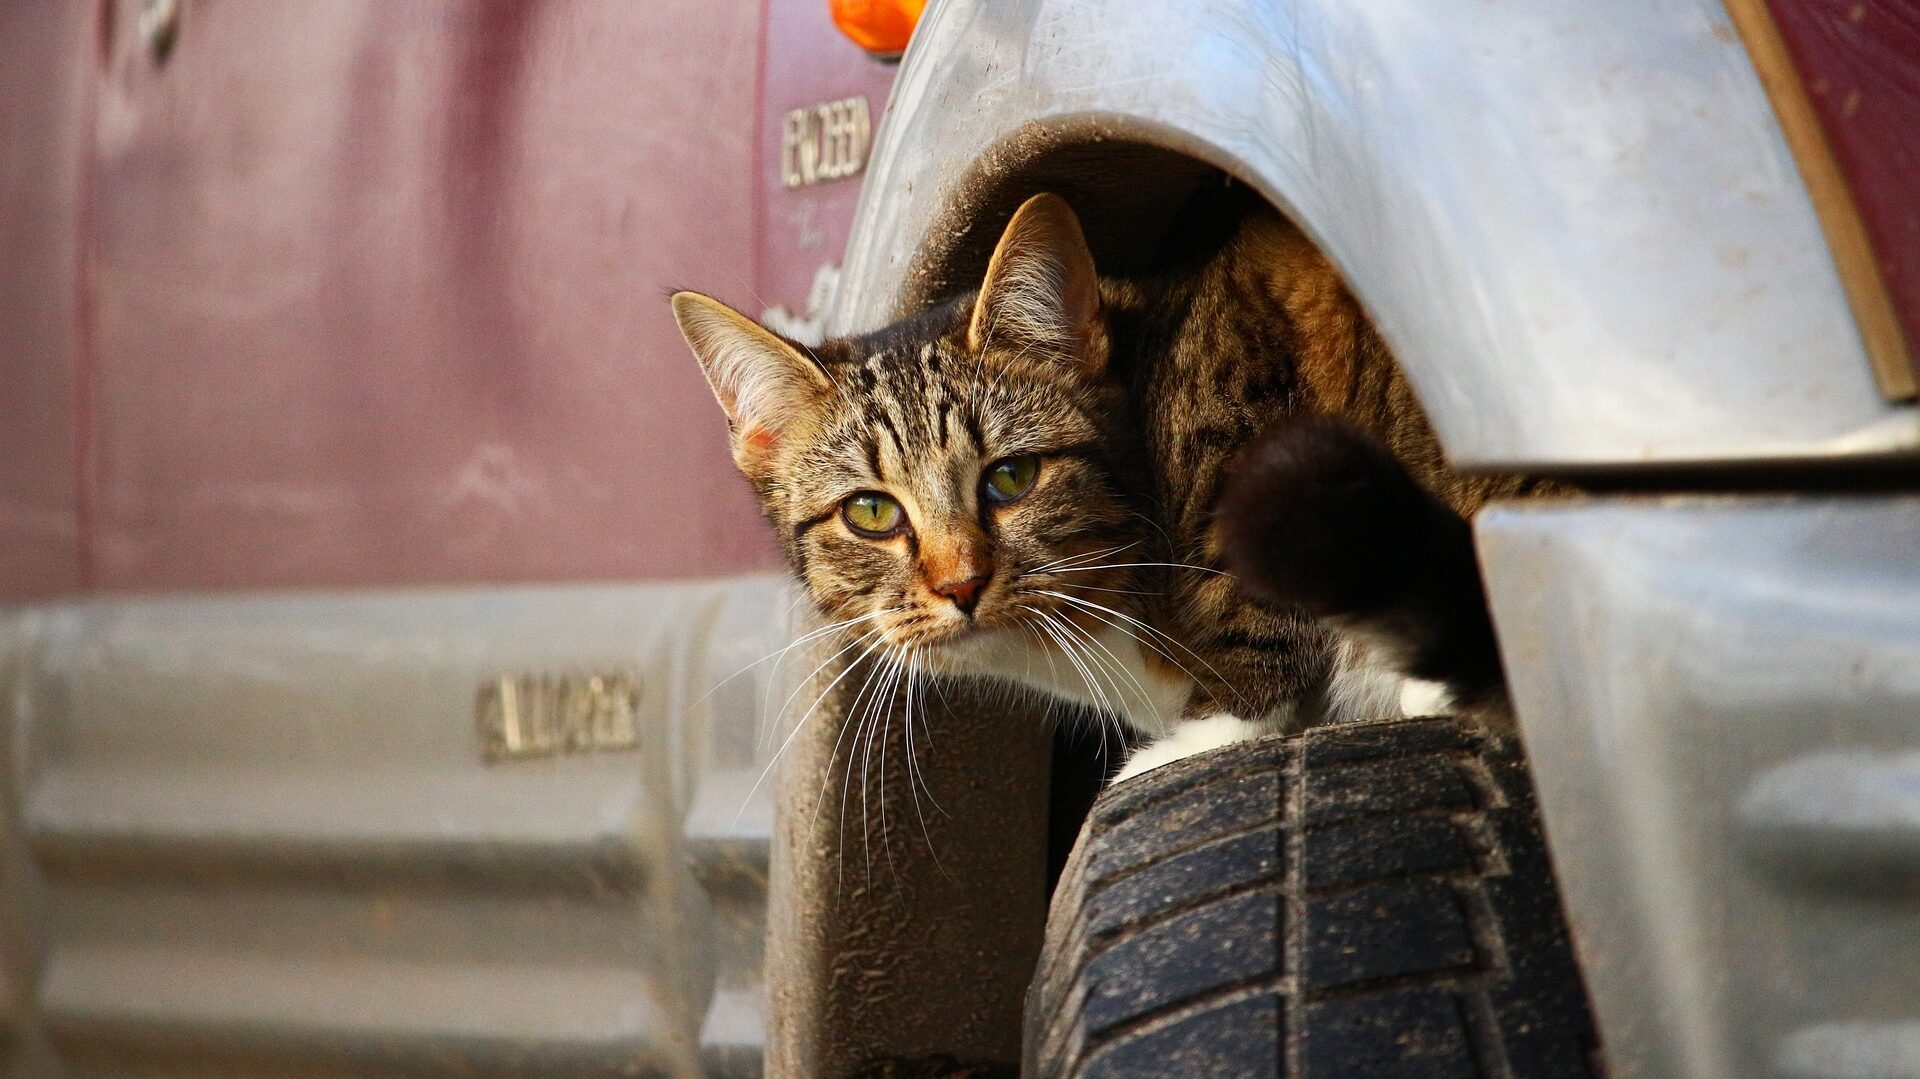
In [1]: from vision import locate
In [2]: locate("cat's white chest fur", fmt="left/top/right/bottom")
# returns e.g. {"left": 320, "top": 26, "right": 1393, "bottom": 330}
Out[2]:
{"left": 939, "top": 623, "right": 1191, "bottom": 736}
{"left": 940, "top": 625, "right": 1447, "bottom": 783}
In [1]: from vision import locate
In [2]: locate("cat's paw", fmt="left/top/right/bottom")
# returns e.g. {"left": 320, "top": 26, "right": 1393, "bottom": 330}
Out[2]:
{"left": 1398, "top": 677, "right": 1453, "bottom": 717}
{"left": 1113, "top": 714, "right": 1265, "bottom": 784}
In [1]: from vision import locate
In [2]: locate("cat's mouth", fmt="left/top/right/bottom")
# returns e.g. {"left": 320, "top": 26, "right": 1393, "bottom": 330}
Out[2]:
{"left": 899, "top": 610, "right": 999, "bottom": 653}
{"left": 898, "top": 593, "right": 1091, "bottom": 674}
{"left": 874, "top": 565, "right": 1128, "bottom": 670}
{"left": 910, "top": 620, "right": 1026, "bottom": 675}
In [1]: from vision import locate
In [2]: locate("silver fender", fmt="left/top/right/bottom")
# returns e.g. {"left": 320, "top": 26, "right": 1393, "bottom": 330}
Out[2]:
{"left": 834, "top": 0, "right": 1917, "bottom": 470}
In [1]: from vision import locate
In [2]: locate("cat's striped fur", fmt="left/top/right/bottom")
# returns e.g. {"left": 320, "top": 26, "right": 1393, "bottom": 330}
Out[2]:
{"left": 673, "top": 192, "right": 1519, "bottom": 778}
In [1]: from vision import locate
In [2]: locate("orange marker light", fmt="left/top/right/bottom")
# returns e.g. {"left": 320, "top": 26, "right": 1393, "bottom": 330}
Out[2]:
{"left": 830, "top": 0, "right": 925, "bottom": 57}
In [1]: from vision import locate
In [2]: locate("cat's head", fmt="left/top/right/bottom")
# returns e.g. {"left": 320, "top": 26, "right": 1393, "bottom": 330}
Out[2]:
{"left": 672, "top": 194, "right": 1137, "bottom": 665}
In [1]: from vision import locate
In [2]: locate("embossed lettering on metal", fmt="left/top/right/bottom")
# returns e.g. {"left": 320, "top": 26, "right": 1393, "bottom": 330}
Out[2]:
{"left": 780, "top": 96, "right": 872, "bottom": 188}
{"left": 477, "top": 672, "right": 642, "bottom": 761}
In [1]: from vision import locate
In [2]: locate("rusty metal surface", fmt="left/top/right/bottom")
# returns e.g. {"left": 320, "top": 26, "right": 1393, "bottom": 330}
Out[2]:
{"left": 0, "top": 579, "right": 789, "bottom": 1076}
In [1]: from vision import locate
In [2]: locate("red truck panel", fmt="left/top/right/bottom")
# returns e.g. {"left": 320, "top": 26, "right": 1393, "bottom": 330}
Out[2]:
{"left": 756, "top": 0, "right": 901, "bottom": 321}
{"left": 1767, "top": 0, "right": 1920, "bottom": 389}
{"left": 0, "top": 5, "right": 91, "bottom": 601}
{"left": 5, "top": 0, "right": 783, "bottom": 599}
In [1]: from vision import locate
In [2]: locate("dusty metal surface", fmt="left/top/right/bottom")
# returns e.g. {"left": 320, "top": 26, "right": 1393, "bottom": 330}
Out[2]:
{"left": 1482, "top": 498, "right": 1920, "bottom": 1079}
{"left": 839, "top": 0, "right": 1916, "bottom": 473}
{"left": 1723, "top": 0, "right": 1916, "bottom": 401}
{"left": 765, "top": 664, "right": 1051, "bottom": 1077}
{"left": 0, "top": 579, "right": 790, "bottom": 1076}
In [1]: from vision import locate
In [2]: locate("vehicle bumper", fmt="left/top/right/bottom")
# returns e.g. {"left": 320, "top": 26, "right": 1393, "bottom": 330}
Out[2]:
{"left": 1481, "top": 495, "right": 1920, "bottom": 1079}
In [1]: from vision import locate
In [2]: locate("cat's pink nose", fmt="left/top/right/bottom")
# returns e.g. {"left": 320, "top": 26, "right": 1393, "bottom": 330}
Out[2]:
{"left": 933, "top": 573, "right": 990, "bottom": 615}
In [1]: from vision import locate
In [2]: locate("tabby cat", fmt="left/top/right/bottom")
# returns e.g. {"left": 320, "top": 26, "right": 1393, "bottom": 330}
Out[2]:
{"left": 672, "top": 192, "right": 1513, "bottom": 781}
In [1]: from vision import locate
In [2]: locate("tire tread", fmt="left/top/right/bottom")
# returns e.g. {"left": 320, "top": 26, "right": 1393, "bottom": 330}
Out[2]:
{"left": 1024, "top": 718, "right": 1603, "bottom": 1078}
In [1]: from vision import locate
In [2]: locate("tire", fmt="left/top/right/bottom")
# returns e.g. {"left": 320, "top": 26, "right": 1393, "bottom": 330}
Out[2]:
{"left": 1024, "top": 717, "right": 1604, "bottom": 1078}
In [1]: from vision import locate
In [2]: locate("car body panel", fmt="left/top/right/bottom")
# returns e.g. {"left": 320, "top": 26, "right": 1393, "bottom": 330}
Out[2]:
{"left": 836, "top": 0, "right": 1917, "bottom": 472}
{"left": 0, "top": 4, "right": 91, "bottom": 602}
{"left": 1764, "top": 0, "right": 1920, "bottom": 391}
{"left": 0, "top": 1, "right": 897, "bottom": 1074}
{"left": 2, "top": 0, "right": 780, "bottom": 602}
{"left": 756, "top": 0, "right": 901, "bottom": 339}
{"left": 1481, "top": 499, "right": 1920, "bottom": 1079}
{"left": 0, "top": 575, "right": 794, "bottom": 1075}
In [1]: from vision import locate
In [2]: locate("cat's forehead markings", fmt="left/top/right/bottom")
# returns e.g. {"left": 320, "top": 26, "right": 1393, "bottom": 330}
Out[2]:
{"left": 932, "top": 389, "right": 955, "bottom": 445}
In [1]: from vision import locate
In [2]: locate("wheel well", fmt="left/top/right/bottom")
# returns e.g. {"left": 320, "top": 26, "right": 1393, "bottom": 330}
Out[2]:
{"left": 903, "top": 133, "right": 1233, "bottom": 306}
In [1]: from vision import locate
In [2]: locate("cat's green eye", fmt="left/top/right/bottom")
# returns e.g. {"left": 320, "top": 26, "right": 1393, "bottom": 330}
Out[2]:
{"left": 983, "top": 456, "right": 1040, "bottom": 504}
{"left": 842, "top": 492, "right": 905, "bottom": 537}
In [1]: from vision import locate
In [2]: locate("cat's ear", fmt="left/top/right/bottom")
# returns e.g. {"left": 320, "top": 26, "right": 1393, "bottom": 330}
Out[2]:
{"left": 671, "top": 291, "right": 834, "bottom": 469}
{"left": 969, "top": 193, "right": 1108, "bottom": 376}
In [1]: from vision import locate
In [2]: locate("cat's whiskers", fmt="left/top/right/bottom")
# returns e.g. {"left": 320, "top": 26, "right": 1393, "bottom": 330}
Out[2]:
{"left": 1043, "top": 595, "right": 1209, "bottom": 706}
{"left": 755, "top": 610, "right": 911, "bottom": 745}
{"left": 859, "top": 644, "right": 908, "bottom": 887}
{"left": 828, "top": 639, "right": 899, "bottom": 888}
{"left": 904, "top": 649, "right": 948, "bottom": 815}
{"left": 1123, "top": 507, "right": 1178, "bottom": 551}
{"left": 1023, "top": 579, "right": 1160, "bottom": 598}
{"left": 897, "top": 645, "right": 951, "bottom": 877}
{"left": 1049, "top": 608, "right": 1134, "bottom": 723}
{"left": 1047, "top": 560, "right": 1234, "bottom": 578}
{"left": 744, "top": 618, "right": 887, "bottom": 810}
{"left": 1043, "top": 606, "right": 1160, "bottom": 722}
{"left": 877, "top": 644, "right": 914, "bottom": 879}
{"left": 1026, "top": 614, "right": 1115, "bottom": 766}
{"left": 1040, "top": 588, "right": 1254, "bottom": 710}
{"left": 1023, "top": 541, "right": 1138, "bottom": 577}
{"left": 740, "top": 621, "right": 890, "bottom": 831}
{"left": 1019, "top": 607, "right": 1093, "bottom": 710}
{"left": 758, "top": 614, "right": 898, "bottom": 759}
{"left": 1023, "top": 609, "right": 1129, "bottom": 754}
{"left": 694, "top": 609, "right": 880, "bottom": 745}
{"left": 1035, "top": 609, "right": 1111, "bottom": 719}
{"left": 1024, "top": 605, "right": 1121, "bottom": 724}
{"left": 1019, "top": 614, "right": 1066, "bottom": 692}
